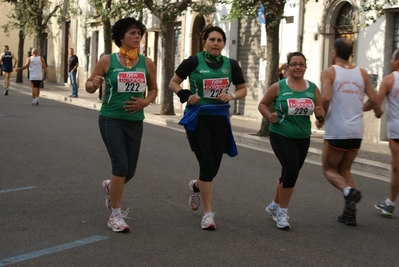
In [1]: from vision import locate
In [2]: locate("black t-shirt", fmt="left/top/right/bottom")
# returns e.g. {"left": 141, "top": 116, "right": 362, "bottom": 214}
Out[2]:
{"left": 68, "top": 55, "right": 79, "bottom": 72}
{"left": 175, "top": 55, "right": 246, "bottom": 85}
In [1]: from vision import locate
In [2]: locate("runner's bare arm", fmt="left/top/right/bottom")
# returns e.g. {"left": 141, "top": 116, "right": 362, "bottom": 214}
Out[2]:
{"left": 16, "top": 58, "right": 31, "bottom": 71}
{"left": 320, "top": 67, "right": 334, "bottom": 114}
{"left": 361, "top": 69, "right": 377, "bottom": 112}
{"left": 258, "top": 82, "right": 279, "bottom": 123}
{"left": 86, "top": 55, "right": 110, "bottom": 93}
{"left": 373, "top": 73, "right": 393, "bottom": 118}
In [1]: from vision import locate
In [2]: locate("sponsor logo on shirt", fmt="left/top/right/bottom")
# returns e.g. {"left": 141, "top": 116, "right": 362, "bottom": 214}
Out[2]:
{"left": 287, "top": 98, "right": 314, "bottom": 108}
{"left": 199, "top": 69, "right": 210, "bottom": 74}
{"left": 282, "top": 92, "right": 293, "bottom": 96}
{"left": 118, "top": 72, "right": 146, "bottom": 83}
{"left": 305, "top": 92, "right": 314, "bottom": 98}
{"left": 222, "top": 69, "right": 230, "bottom": 75}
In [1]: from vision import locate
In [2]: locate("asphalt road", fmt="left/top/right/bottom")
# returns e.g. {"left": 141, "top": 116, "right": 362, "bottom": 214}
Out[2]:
{"left": 0, "top": 90, "right": 397, "bottom": 267}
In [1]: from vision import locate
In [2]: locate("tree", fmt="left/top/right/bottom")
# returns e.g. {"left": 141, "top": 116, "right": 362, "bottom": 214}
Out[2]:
{"left": 142, "top": 0, "right": 218, "bottom": 115}
{"left": 27, "top": 0, "right": 71, "bottom": 58}
{"left": 83, "top": 0, "right": 218, "bottom": 115}
{"left": 223, "top": 0, "right": 398, "bottom": 136}
{"left": 87, "top": 0, "right": 143, "bottom": 55}
{"left": 1, "top": 0, "right": 72, "bottom": 83}
{"left": 1, "top": 0, "right": 30, "bottom": 83}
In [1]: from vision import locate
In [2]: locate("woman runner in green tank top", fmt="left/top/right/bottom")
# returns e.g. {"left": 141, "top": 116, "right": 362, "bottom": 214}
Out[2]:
{"left": 258, "top": 52, "right": 325, "bottom": 230}
{"left": 85, "top": 17, "right": 158, "bottom": 233}
{"left": 169, "top": 26, "right": 248, "bottom": 230}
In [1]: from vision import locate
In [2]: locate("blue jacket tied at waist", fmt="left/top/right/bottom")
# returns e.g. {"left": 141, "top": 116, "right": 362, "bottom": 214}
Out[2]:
{"left": 179, "top": 103, "right": 238, "bottom": 157}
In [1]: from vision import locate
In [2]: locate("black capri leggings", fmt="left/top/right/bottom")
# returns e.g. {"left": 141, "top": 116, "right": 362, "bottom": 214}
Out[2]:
{"left": 99, "top": 115, "right": 143, "bottom": 181}
{"left": 186, "top": 114, "right": 228, "bottom": 182}
{"left": 269, "top": 132, "right": 310, "bottom": 188}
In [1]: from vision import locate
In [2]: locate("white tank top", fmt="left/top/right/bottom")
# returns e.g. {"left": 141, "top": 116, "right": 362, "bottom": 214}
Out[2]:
{"left": 29, "top": 56, "right": 43, "bottom": 80}
{"left": 324, "top": 65, "right": 365, "bottom": 139}
{"left": 387, "top": 71, "right": 399, "bottom": 139}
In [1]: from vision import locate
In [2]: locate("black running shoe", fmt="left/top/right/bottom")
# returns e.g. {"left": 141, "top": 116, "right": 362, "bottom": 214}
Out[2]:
{"left": 4, "top": 89, "right": 8, "bottom": 96}
{"left": 339, "top": 189, "right": 362, "bottom": 226}
{"left": 345, "top": 188, "right": 362, "bottom": 213}
{"left": 338, "top": 214, "right": 357, "bottom": 226}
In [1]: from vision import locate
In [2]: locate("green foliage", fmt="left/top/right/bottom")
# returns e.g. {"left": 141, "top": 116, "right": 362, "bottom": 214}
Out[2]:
{"left": 87, "top": 0, "right": 143, "bottom": 21}
{"left": 141, "top": 0, "right": 218, "bottom": 23}
{"left": 222, "top": 0, "right": 399, "bottom": 29}
{"left": 1, "top": 0, "right": 74, "bottom": 39}
{"left": 220, "top": 0, "right": 258, "bottom": 21}
{"left": 359, "top": 0, "right": 398, "bottom": 27}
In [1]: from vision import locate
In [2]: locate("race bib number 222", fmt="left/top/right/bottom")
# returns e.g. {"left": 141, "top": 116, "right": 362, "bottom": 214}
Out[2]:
{"left": 117, "top": 72, "right": 146, "bottom": 93}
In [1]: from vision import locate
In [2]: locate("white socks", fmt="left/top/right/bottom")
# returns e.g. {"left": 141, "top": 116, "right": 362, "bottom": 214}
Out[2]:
{"left": 343, "top": 186, "right": 352, "bottom": 196}
{"left": 386, "top": 198, "right": 395, "bottom": 206}
{"left": 270, "top": 201, "right": 280, "bottom": 209}
{"left": 279, "top": 208, "right": 288, "bottom": 214}
{"left": 111, "top": 208, "right": 121, "bottom": 217}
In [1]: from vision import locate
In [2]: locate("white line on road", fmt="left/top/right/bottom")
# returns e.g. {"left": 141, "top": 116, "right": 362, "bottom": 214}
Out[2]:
{"left": 0, "top": 236, "right": 109, "bottom": 266}
{"left": 0, "top": 186, "right": 37, "bottom": 194}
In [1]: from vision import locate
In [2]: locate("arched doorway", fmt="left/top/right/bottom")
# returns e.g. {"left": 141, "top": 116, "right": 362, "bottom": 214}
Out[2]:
{"left": 319, "top": 0, "right": 358, "bottom": 69}
{"left": 335, "top": 2, "right": 355, "bottom": 64}
{"left": 191, "top": 16, "right": 205, "bottom": 55}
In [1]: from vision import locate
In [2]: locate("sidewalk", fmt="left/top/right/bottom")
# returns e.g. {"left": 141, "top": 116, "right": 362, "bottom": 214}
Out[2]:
{"left": 5, "top": 79, "right": 392, "bottom": 181}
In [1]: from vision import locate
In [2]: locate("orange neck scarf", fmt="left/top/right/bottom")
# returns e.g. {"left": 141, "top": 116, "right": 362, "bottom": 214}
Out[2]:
{"left": 119, "top": 47, "right": 138, "bottom": 68}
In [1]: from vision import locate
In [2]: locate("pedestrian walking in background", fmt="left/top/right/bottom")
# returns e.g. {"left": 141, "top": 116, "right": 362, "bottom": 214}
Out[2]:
{"left": 0, "top": 45, "right": 18, "bottom": 95}
{"left": 373, "top": 48, "right": 399, "bottom": 217}
{"left": 169, "top": 25, "right": 247, "bottom": 230}
{"left": 68, "top": 48, "right": 79, "bottom": 97}
{"left": 319, "top": 38, "right": 377, "bottom": 226}
{"left": 258, "top": 52, "right": 324, "bottom": 230}
{"left": 16, "top": 48, "right": 48, "bottom": 105}
{"left": 85, "top": 17, "right": 158, "bottom": 233}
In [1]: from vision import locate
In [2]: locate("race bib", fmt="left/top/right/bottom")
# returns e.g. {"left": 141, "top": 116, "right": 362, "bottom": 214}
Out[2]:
{"left": 287, "top": 98, "right": 314, "bottom": 116}
{"left": 117, "top": 72, "right": 146, "bottom": 93}
{"left": 203, "top": 78, "right": 229, "bottom": 99}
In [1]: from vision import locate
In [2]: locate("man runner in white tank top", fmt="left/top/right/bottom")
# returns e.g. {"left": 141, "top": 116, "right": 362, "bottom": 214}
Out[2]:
{"left": 319, "top": 38, "right": 377, "bottom": 226}
{"left": 373, "top": 48, "right": 399, "bottom": 217}
{"left": 16, "top": 48, "right": 48, "bottom": 105}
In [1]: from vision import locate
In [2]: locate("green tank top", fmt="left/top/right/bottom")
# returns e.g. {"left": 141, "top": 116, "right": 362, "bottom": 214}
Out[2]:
{"left": 188, "top": 52, "right": 233, "bottom": 106}
{"left": 99, "top": 53, "right": 148, "bottom": 121}
{"left": 269, "top": 79, "right": 317, "bottom": 139}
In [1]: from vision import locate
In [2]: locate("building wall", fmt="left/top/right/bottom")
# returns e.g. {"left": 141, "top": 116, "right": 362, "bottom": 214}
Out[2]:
{"left": 301, "top": 0, "right": 399, "bottom": 142}
{"left": 41, "top": 1, "right": 398, "bottom": 143}
{"left": 0, "top": 3, "right": 35, "bottom": 79}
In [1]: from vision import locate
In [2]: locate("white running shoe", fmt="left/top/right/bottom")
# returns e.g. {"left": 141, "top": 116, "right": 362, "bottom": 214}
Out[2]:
{"left": 102, "top": 180, "right": 112, "bottom": 211}
{"left": 107, "top": 213, "right": 130, "bottom": 232}
{"left": 201, "top": 212, "right": 216, "bottom": 230}
{"left": 188, "top": 180, "right": 201, "bottom": 211}
{"left": 265, "top": 204, "right": 279, "bottom": 222}
{"left": 276, "top": 211, "right": 291, "bottom": 230}
{"left": 31, "top": 99, "right": 37, "bottom": 105}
